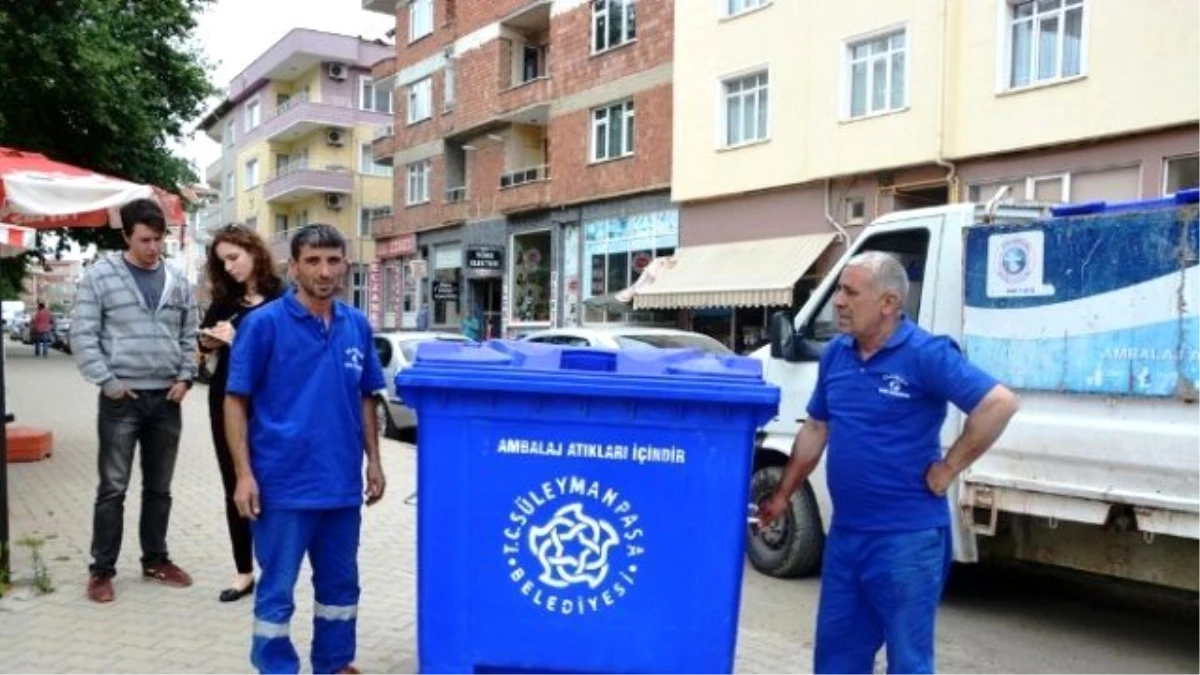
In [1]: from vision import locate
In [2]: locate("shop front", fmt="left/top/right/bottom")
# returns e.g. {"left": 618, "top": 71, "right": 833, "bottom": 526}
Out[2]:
{"left": 578, "top": 209, "right": 680, "bottom": 326}
{"left": 373, "top": 233, "right": 417, "bottom": 331}
{"left": 632, "top": 233, "right": 838, "bottom": 354}
{"left": 464, "top": 245, "right": 504, "bottom": 339}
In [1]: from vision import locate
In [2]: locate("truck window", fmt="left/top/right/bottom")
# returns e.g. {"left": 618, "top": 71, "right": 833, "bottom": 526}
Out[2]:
{"left": 804, "top": 228, "right": 932, "bottom": 344}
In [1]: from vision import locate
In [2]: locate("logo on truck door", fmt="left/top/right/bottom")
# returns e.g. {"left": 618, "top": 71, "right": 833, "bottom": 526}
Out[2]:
{"left": 503, "top": 475, "right": 644, "bottom": 615}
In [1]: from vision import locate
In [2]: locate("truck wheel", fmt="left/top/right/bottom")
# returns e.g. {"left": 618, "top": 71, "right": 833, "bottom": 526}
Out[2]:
{"left": 747, "top": 464, "right": 824, "bottom": 578}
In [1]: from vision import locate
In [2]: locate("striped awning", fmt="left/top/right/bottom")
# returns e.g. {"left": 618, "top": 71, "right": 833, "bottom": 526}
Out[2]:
{"left": 632, "top": 232, "right": 837, "bottom": 310}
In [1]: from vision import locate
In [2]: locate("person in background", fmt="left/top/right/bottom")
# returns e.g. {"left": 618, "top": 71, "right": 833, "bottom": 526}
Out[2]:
{"left": 31, "top": 302, "right": 54, "bottom": 357}
{"left": 198, "top": 223, "right": 284, "bottom": 603}
{"left": 70, "top": 198, "right": 198, "bottom": 604}
{"left": 460, "top": 310, "right": 482, "bottom": 341}
{"left": 224, "top": 224, "right": 386, "bottom": 675}
{"left": 757, "top": 251, "right": 1019, "bottom": 674}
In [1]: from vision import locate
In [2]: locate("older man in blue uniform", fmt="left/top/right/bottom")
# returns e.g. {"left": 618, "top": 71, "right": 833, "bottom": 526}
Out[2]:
{"left": 759, "top": 251, "right": 1019, "bottom": 674}
{"left": 224, "top": 224, "right": 387, "bottom": 674}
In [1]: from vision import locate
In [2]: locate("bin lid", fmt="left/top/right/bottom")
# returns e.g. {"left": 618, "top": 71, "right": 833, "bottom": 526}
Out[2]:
{"left": 396, "top": 340, "right": 780, "bottom": 410}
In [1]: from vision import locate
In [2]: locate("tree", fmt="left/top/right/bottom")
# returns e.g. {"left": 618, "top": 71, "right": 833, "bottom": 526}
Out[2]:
{"left": 0, "top": 0, "right": 216, "bottom": 253}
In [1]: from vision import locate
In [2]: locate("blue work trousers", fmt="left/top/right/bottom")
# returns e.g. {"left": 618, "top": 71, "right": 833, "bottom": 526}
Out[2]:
{"left": 814, "top": 526, "right": 952, "bottom": 674}
{"left": 251, "top": 507, "right": 362, "bottom": 674}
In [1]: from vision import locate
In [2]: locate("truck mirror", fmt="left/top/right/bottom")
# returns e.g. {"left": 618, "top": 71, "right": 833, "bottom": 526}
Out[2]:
{"left": 769, "top": 311, "right": 796, "bottom": 359}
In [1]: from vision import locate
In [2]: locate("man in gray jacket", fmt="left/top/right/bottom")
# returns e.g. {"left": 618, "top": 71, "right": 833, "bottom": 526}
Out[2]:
{"left": 71, "top": 198, "right": 198, "bottom": 603}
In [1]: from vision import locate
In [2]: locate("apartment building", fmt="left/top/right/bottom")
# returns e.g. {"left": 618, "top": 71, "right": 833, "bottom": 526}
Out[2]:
{"left": 198, "top": 29, "right": 396, "bottom": 312}
{"left": 656, "top": 0, "right": 1199, "bottom": 351}
{"left": 364, "top": 0, "right": 674, "bottom": 335}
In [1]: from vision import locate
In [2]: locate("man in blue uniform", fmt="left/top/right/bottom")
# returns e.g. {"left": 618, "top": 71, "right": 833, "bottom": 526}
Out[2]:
{"left": 759, "top": 251, "right": 1019, "bottom": 674}
{"left": 224, "top": 224, "right": 387, "bottom": 674}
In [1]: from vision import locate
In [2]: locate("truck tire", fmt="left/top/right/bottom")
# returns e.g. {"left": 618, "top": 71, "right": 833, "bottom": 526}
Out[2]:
{"left": 747, "top": 464, "right": 825, "bottom": 578}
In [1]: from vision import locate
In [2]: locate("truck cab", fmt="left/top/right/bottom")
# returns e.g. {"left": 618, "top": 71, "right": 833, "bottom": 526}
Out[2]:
{"left": 747, "top": 195, "right": 1199, "bottom": 591}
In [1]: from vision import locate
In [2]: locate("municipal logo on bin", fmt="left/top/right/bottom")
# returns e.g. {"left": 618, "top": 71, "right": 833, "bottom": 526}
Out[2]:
{"left": 997, "top": 238, "right": 1033, "bottom": 283}
{"left": 503, "top": 475, "right": 645, "bottom": 615}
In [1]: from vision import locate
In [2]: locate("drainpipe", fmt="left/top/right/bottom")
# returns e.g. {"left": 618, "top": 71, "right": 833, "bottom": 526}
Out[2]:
{"left": 824, "top": 179, "right": 850, "bottom": 246}
{"left": 934, "top": 0, "right": 959, "bottom": 202}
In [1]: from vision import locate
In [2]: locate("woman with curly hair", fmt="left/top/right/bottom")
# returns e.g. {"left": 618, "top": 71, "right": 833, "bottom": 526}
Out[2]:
{"left": 199, "top": 223, "right": 284, "bottom": 602}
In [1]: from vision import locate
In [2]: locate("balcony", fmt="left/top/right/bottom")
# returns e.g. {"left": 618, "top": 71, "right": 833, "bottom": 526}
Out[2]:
{"left": 372, "top": 124, "right": 395, "bottom": 166}
{"left": 371, "top": 210, "right": 398, "bottom": 239}
{"left": 258, "top": 93, "right": 388, "bottom": 143}
{"left": 361, "top": 0, "right": 394, "bottom": 15}
{"left": 443, "top": 186, "right": 469, "bottom": 223}
{"left": 205, "top": 159, "right": 223, "bottom": 187}
{"left": 497, "top": 166, "right": 551, "bottom": 213}
{"left": 371, "top": 56, "right": 397, "bottom": 82}
{"left": 263, "top": 162, "right": 353, "bottom": 203}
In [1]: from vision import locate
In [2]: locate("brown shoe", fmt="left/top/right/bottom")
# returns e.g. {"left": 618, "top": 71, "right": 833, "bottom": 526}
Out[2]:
{"left": 335, "top": 667, "right": 361, "bottom": 674}
{"left": 87, "top": 575, "right": 114, "bottom": 603}
{"left": 142, "top": 561, "right": 193, "bottom": 587}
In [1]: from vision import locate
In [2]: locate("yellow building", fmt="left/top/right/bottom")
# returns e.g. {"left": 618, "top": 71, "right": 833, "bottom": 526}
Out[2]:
{"left": 662, "top": 0, "right": 1199, "bottom": 349}
{"left": 199, "top": 29, "right": 395, "bottom": 311}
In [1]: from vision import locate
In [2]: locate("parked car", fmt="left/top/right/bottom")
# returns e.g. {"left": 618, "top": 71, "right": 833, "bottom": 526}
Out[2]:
{"left": 51, "top": 316, "right": 71, "bottom": 353}
{"left": 519, "top": 326, "right": 732, "bottom": 355}
{"left": 372, "top": 331, "right": 470, "bottom": 440}
{"left": 7, "top": 314, "right": 29, "bottom": 342}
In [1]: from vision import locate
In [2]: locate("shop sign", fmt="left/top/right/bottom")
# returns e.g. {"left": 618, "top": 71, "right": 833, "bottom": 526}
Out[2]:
{"left": 432, "top": 279, "right": 460, "bottom": 301}
{"left": 465, "top": 246, "right": 505, "bottom": 279}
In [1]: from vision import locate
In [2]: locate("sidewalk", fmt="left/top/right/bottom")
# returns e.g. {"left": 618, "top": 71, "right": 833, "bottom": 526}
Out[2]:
{"left": 0, "top": 342, "right": 815, "bottom": 673}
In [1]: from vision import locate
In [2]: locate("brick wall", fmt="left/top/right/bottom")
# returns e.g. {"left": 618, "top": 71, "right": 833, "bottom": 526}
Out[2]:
{"left": 549, "top": 0, "right": 673, "bottom": 99}
{"left": 550, "top": 83, "right": 672, "bottom": 205}
{"left": 386, "top": 0, "right": 675, "bottom": 237}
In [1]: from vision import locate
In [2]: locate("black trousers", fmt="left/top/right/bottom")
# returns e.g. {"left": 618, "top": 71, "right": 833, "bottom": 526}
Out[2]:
{"left": 90, "top": 390, "right": 182, "bottom": 578}
{"left": 209, "top": 387, "right": 254, "bottom": 574}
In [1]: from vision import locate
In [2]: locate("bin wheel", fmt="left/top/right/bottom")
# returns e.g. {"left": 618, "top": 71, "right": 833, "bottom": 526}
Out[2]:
{"left": 747, "top": 465, "right": 824, "bottom": 578}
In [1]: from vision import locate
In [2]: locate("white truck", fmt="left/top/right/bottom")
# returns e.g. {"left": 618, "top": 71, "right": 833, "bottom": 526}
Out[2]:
{"left": 747, "top": 192, "right": 1199, "bottom": 592}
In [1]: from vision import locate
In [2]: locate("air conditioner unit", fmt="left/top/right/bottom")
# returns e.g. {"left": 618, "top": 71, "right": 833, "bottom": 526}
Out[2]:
{"left": 325, "top": 193, "right": 347, "bottom": 210}
{"left": 327, "top": 63, "right": 348, "bottom": 81}
{"left": 326, "top": 127, "right": 345, "bottom": 146}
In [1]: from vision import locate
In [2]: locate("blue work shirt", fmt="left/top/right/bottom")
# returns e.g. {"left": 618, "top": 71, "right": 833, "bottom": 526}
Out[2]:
{"left": 227, "top": 289, "right": 386, "bottom": 510}
{"left": 807, "top": 318, "right": 998, "bottom": 531}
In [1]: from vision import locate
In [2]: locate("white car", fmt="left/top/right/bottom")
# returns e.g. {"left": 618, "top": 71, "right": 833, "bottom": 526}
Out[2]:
{"left": 520, "top": 326, "right": 732, "bottom": 354}
{"left": 372, "top": 331, "right": 469, "bottom": 439}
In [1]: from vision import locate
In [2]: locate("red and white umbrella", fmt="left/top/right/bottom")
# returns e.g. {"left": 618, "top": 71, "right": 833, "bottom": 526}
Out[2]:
{"left": 0, "top": 222, "right": 35, "bottom": 258}
{"left": 0, "top": 146, "right": 185, "bottom": 229}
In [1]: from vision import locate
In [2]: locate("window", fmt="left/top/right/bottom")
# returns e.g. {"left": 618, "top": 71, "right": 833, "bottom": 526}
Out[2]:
{"left": 591, "top": 100, "right": 635, "bottom": 162}
{"left": 244, "top": 159, "right": 259, "bottom": 189}
{"left": 225, "top": 172, "right": 235, "bottom": 201}
{"left": 407, "top": 78, "right": 432, "bottom": 124}
{"left": 359, "top": 143, "right": 394, "bottom": 177}
{"left": 592, "top": 0, "right": 636, "bottom": 53}
{"left": 967, "top": 173, "right": 1071, "bottom": 203}
{"left": 243, "top": 100, "right": 261, "bottom": 132}
{"left": 1164, "top": 154, "right": 1199, "bottom": 195}
{"left": 1028, "top": 174, "right": 1069, "bottom": 203}
{"left": 350, "top": 264, "right": 367, "bottom": 310}
{"left": 583, "top": 211, "right": 679, "bottom": 324}
{"left": 409, "top": 0, "right": 433, "bottom": 42}
{"left": 360, "top": 76, "right": 393, "bottom": 114}
{"left": 724, "top": 0, "right": 767, "bottom": 18}
{"left": 511, "top": 231, "right": 553, "bottom": 323}
{"left": 1008, "top": 0, "right": 1084, "bottom": 89}
{"left": 274, "top": 214, "right": 288, "bottom": 235}
{"left": 443, "top": 54, "right": 456, "bottom": 112}
{"left": 224, "top": 120, "right": 235, "bottom": 148}
{"left": 359, "top": 208, "right": 373, "bottom": 237}
{"left": 722, "top": 71, "right": 769, "bottom": 147}
{"left": 406, "top": 160, "right": 431, "bottom": 205}
{"left": 845, "top": 197, "right": 866, "bottom": 225}
{"left": 847, "top": 30, "right": 906, "bottom": 118}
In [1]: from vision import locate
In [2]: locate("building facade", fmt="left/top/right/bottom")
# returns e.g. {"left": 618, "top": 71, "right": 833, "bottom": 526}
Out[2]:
{"left": 663, "top": 0, "right": 1199, "bottom": 351}
{"left": 364, "top": 0, "right": 675, "bottom": 336}
{"left": 198, "top": 29, "right": 396, "bottom": 312}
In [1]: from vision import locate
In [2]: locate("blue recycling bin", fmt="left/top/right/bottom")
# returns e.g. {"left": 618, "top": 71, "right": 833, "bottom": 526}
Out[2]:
{"left": 397, "top": 340, "right": 780, "bottom": 674}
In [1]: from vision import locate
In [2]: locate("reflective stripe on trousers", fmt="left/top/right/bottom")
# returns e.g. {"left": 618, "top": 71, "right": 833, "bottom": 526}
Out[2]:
{"left": 314, "top": 602, "right": 358, "bottom": 622}
{"left": 253, "top": 619, "right": 291, "bottom": 640}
